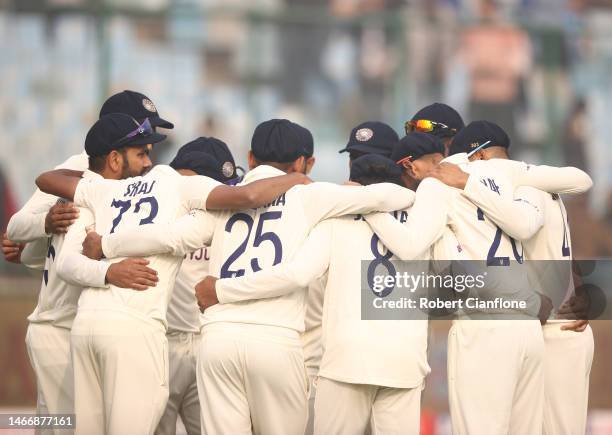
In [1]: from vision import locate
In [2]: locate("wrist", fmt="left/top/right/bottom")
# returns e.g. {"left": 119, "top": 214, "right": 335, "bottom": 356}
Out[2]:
{"left": 105, "top": 263, "right": 116, "bottom": 284}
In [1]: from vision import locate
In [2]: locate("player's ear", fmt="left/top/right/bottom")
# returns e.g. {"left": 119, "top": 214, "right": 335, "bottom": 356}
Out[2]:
{"left": 107, "top": 150, "right": 122, "bottom": 173}
{"left": 247, "top": 151, "right": 257, "bottom": 170}
{"left": 305, "top": 156, "right": 316, "bottom": 175}
{"left": 294, "top": 156, "right": 307, "bottom": 174}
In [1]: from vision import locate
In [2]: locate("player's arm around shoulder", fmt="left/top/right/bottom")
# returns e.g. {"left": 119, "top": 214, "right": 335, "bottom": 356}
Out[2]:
{"left": 365, "top": 178, "right": 450, "bottom": 261}
{"left": 299, "top": 181, "right": 415, "bottom": 227}
{"left": 19, "top": 238, "right": 49, "bottom": 270}
{"left": 98, "top": 209, "right": 214, "bottom": 260}
{"left": 56, "top": 206, "right": 159, "bottom": 291}
{"left": 498, "top": 158, "right": 593, "bottom": 194}
{"left": 198, "top": 219, "right": 333, "bottom": 310}
{"left": 35, "top": 169, "right": 84, "bottom": 202}
{"left": 205, "top": 172, "right": 310, "bottom": 211}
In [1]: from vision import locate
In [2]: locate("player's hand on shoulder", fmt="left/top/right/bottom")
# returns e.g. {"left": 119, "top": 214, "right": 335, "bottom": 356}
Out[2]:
{"left": 195, "top": 276, "right": 219, "bottom": 312}
{"left": 82, "top": 231, "right": 103, "bottom": 260}
{"left": 427, "top": 162, "right": 469, "bottom": 189}
{"left": 105, "top": 258, "right": 158, "bottom": 291}
{"left": 45, "top": 202, "right": 79, "bottom": 234}
{"left": 1, "top": 232, "right": 24, "bottom": 264}
{"left": 343, "top": 180, "right": 361, "bottom": 186}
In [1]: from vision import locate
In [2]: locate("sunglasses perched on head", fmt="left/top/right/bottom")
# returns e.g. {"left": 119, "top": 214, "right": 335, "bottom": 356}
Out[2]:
{"left": 405, "top": 119, "right": 457, "bottom": 135}
{"left": 112, "top": 118, "right": 154, "bottom": 147}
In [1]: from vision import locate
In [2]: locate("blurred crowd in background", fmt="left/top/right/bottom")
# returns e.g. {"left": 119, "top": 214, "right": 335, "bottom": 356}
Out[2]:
{"left": 2, "top": 1, "right": 612, "bottom": 427}
{"left": 1, "top": 0, "right": 612, "bottom": 241}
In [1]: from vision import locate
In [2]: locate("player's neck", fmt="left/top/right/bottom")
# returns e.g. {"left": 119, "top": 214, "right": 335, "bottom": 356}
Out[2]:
{"left": 98, "top": 167, "right": 122, "bottom": 180}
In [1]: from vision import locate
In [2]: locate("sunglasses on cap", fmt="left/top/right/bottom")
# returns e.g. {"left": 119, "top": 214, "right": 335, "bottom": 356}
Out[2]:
{"left": 405, "top": 119, "right": 457, "bottom": 135}
{"left": 112, "top": 118, "right": 154, "bottom": 148}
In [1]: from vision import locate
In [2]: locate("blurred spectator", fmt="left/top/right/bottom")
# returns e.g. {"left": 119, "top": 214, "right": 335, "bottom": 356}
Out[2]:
{"left": 459, "top": 0, "right": 532, "bottom": 155}
{"left": 562, "top": 98, "right": 589, "bottom": 170}
{"left": 0, "top": 164, "right": 17, "bottom": 232}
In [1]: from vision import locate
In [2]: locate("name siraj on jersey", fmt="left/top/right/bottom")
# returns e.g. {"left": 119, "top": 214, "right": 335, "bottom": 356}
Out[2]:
{"left": 123, "top": 180, "right": 156, "bottom": 197}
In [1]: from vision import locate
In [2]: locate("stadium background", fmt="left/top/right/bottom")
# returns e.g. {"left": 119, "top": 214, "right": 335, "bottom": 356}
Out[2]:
{"left": 1, "top": 0, "right": 611, "bottom": 434}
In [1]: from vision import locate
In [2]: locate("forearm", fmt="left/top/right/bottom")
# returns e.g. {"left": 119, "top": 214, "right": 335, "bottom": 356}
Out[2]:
{"left": 365, "top": 180, "right": 448, "bottom": 260}
{"left": 6, "top": 188, "right": 59, "bottom": 242}
{"left": 462, "top": 176, "right": 543, "bottom": 240}
{"left": 35, "top": 169, "right": 83, "bottom": 200}
{"left": 206, "top": 173, "right": 307, "bottom": 210}
{"left": 56, "top": 251, "right": 110, "bottom": 288}
{"left": 308, "top": 182, "right": 415, "bottom": 223}
{"left": 102, "top": 216, "right": 207, "bottom": 259}
{"left": 20, "top": 238, "right": 49, "bottom": 270}
{"left": 515, "top": 164, "right": 592, "bottom": 194}
{"left": 7, "top": 212, "right": 48, "bottom": 242}
{"left": 365, "top": 212, "right": 440, "bottom": 260}
{"left": 217, "top": 263, "right": 315, "bottom": 303}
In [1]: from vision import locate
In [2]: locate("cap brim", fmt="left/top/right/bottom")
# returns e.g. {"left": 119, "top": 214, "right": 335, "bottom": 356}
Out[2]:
{"left": 150, "top": 116, "right": 174, "bottom": 130}
{"left": 339, "top": 143, "right": 392, "bottom": 157}
{"left": 124, "top": 132, "right": 167, "bottom": 147}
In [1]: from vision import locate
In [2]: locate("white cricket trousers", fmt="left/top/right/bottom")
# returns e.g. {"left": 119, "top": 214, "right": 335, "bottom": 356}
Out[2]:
{"left": 543, "top": 322, "right": 594, "bottom": 435}
{"left": 304, "top": 375, "right": 316, "bottom": 435}
{"left": 155, "top": 331, "right": 201, "bottom": 435}
{"left": 25, "top": 322, "right": 74, "bottom": 435}
{"left": 448, "top": 319, "right": 544, "bottom": 435}
{"left": 313, "top": 377, "right": 422, "bottom": 435}
{"left": 71, "top": 310, "right": 169, "bottom": 435}
{"left": 197, "top": 323, "right": 309, "bottom": 435}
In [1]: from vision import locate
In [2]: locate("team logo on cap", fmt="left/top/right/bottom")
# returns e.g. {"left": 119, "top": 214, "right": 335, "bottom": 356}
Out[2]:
{"left": 355, "top": 128, "right": 374, "bottom": 142}
{"left": 222, "top": 161, "right": 234, "bottom": 178}
{"left": 142, "top": 98, "right": 157, "bottom": 113}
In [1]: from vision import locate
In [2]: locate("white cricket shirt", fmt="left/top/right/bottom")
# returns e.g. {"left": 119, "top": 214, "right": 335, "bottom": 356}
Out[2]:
{"left": 73, "top": 165, "right": 220, "bottom": 330}
{"left": 100, "top": 165, "right": 416, "bottom": 333}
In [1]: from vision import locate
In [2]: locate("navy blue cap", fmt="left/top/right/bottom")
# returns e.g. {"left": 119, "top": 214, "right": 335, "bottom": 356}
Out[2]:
{"left": 251, "top": 119, "right": 313, "bottom": 163}
{"left": 448, "top": 120, "right": 510, "bottom": 156}
{"left": 339, "top": 121, "right": 399, "bottom": 157}
{"left": 391, "top": 132, "right": 445, "bottom": 163}
{"left": 169, "top": 137, "right": 238, "bottom": 183}
{"left": 85, "top": 113, "right": 167, "bottom": 158}
{"left": 410, "top": 103, "right": 465, "bottom": 137}
{"left": 349, "top": 154, "right": 403, "bottom": 186}
{"left": 100, "top": 90, "right": 174, "bottom": 129}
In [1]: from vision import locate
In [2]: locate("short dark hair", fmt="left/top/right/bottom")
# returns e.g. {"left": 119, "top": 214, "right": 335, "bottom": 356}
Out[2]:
{"left": 88, "top": 154, "right": 107, "bottom": 172}
{"left": 350, "top": 155, "right": 403, "bottom": 186}
{"left": 88, "top": 147, "right": 131, "bottom": 173}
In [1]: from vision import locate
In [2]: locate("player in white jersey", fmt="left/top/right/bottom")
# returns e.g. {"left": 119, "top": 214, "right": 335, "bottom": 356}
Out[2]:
{"left": 80, "top": 118, "right": 416, "bottom": 435}
{"left": 194, "top": 154, "right": 463, "bottom": 435}
{"left": 6, "top": 144, "right": 160, "bottom": 429}
{"left": 1, "top": 91, "right": 175, "bottom": 428}
{"left": 6, "top": 151, "right": 89, "bottom": 425}
{"left": 429, "top": 125, "right": 594, "bottom": 435}
{"left": 35, "top": 116, "right": 307, "bottom": 435}
{"left": 149, "top": 137, "right": 243, "bottom": 435}
{"left": 362, "top": 124, "right": 592, "bottom": 435}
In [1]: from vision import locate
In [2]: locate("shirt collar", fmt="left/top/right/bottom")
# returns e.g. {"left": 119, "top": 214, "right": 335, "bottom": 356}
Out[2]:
{"left": 240, "top": 164, "right": 287, "bottom": 184}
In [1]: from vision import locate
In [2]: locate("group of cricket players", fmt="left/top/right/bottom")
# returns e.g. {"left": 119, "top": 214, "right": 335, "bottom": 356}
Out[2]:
{"left": 1, "top": 90, "right": 595, "bottom": 435}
